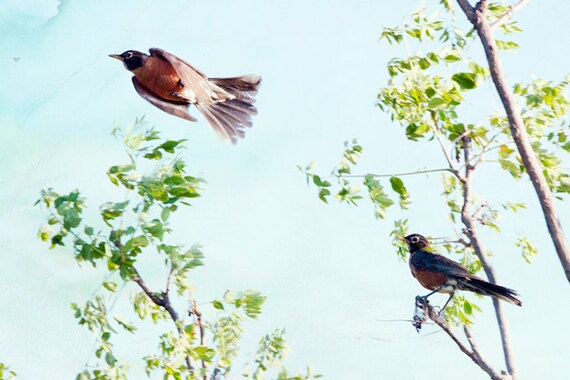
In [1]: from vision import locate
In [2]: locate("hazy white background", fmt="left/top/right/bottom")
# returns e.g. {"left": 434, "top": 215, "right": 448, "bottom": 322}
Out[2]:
{"left": 1, "top": 1, "right": 569, "bottom": 378}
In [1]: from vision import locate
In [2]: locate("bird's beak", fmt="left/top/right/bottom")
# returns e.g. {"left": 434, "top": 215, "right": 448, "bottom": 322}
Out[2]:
{"left": 109, "top": 54, "right": 124, "bottom": 61}
{"left": 396, "top": 236, "right": 408, "bottom": 243}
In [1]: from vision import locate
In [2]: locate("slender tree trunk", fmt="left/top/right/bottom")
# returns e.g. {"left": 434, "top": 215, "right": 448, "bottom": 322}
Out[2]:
{"left": 456, "top": 0, "right": 570, "bottom": 282}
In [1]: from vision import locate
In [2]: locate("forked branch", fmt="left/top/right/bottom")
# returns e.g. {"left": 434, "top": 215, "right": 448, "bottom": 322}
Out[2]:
{"left": 458, "top": 0, "right": 570, "bottom": 282}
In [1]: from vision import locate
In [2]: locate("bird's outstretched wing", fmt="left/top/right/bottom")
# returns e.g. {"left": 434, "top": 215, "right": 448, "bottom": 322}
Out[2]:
{"left": 411, "top": 250, "right": 470, "bottom": 278}
{"left": 132, "top": 77, "right": 197, "bottom": 121}
{"left": 149, "top": 47, "right": 230, "bottom": 104}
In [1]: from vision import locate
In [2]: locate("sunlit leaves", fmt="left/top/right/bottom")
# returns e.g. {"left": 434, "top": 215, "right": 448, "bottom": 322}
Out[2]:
{"left": 100, "top": 201, "right": 129, "bottom": 225}
{"left": 143, "top": 139, "right": 187, "bottom": 160}
{"left": 363, "top": 175, "right": 394, "bottom": 219}
{"left": 515, "top": 234, "right": 538, "bottom": 263}
{"left": 223, "top": 289, "right": 266, "bottom": 319}
{"left": 38, "top": 121, "right": 313, "bottom": 379}
{"left": 389, "top": 176, "right": 410, "bottom": 209}
{"left": 389, "top": 219, "right": 410, "bottom": 261}
{"left": 107, "top": 164, "right": 136, "bottom": 189}
{"left": 451, "top": 72, "right": 479, "bottom": 90}
{"left": 0, "top": 363, "right": 17, "bottom": 380}
{"left": 445, "top": 295, "right": 481, "bottom": 326}
{"left": 132, "top": 292, "right": 168, "bottom": 322}
{"left": 495, "top": 39, "right": 519, "bottom": 51}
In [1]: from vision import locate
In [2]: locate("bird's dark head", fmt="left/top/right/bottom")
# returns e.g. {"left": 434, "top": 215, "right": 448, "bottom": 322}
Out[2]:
{"left": 398, "top": 233, "right": 430, "bottom": 252}
{"left": 109, "top": 50, "right": 149, "bottom": 71}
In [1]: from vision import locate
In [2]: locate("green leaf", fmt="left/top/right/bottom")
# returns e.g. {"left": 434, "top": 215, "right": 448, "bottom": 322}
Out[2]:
{"left": 452, "top": 72, "right": 478, "bottom": 90}
{"left": 193, "top": 346, "right": 216, "bottom": 362}
{"left": 103, "top": 281, "right": 117, "bottom": 292}
{"left": 444, "top": 53, "right": 461, "bottom": 62}
{"left": 463, "top": 301, "right": 472, "bottom": 315}
{"left": 389, "top": 177, "right": 406, "bottom": 195}
{"left": 105, "top": 352, "right": 117, "bottom": 366}
{"left": 428, "top": 97, "right": 446, "bottom": 108}
{"left": 312, "top": 175, "right": 331, "bottom": 188}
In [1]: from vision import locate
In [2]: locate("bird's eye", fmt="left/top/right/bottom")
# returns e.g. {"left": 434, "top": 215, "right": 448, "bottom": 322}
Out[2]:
{"left": 124, "top": 52, "right": 133, "bottom": 59}
{"left": 411, "top": 236, "right": 419, "bottom": 243}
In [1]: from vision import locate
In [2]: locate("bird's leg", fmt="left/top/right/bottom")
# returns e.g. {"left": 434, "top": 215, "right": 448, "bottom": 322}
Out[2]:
{"left": 421, "top": 286, "right": 444, "bottom": 303}
{"left": 438, "top": 292, "right": 455, "bottom": 315}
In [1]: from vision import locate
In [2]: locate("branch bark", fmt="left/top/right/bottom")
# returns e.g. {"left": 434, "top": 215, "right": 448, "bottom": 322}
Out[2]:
{"left": 132, "top": 267, "right": 194, "bottom": 371}
{"left": 457, "top": 135, "right": 517, "bottom": 379}
{"left": 457, "top": 0, "right": 570, "bottom": 282}
{"left": 489, "top": 0, "right": 530, "bottom": 30}
{"left": 426, "top": 110, "right": 517, "bottom": 377}
{"left": 190, "top": 299, "right": 207, "bottom": 380}
{"left": 419, "top": 300, "right": 506, "bottom": 380}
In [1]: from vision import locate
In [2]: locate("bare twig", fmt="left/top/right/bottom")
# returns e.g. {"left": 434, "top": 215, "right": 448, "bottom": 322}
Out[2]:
{"left": 464, "top": 325, "right": 500, "bottom": 376}
{"left": 490, "top": 0, "right": 530, "bottom": 30}
{"left": 416, "top": 301, "right": 506, "bottom": 380}
{"left": 457, "top": 0, "right": 570, "bottom": 282}
{"left": 423, "top": 88, "right": 517, "bottom": 377}
{"left": 430, "top": 113, "right": 459, "bottom": 172}
{"left": 190, "top": 299, "right": 207, "bottom": 380}
{"left": 457, "top": 134, "right": 517, "bottom": 379}
{"left": 335, "top": 167, "right": 452, "bottom": 179}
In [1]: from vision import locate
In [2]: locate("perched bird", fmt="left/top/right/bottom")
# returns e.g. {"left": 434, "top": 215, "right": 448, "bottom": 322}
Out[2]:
{"left": 398, "top": 233, "right": 521, "bottom": 310}
{"left": 110, "top": 48, "right": 261, "bottom": 144}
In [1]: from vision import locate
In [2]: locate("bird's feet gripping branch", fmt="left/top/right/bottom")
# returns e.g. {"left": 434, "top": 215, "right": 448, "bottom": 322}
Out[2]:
{"left": 398, "top": 233, "right": 522, "bottom": 330}
{"left": 110, "top": 48, "right": 261, "bottom": 144}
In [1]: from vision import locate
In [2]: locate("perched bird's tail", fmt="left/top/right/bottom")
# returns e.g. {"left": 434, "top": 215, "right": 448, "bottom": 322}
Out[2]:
{"left": 196, "top": 75, "right": 262, "bottom": 144}
{"left": 462, "top": 277, "right": 522, "bottom": 306}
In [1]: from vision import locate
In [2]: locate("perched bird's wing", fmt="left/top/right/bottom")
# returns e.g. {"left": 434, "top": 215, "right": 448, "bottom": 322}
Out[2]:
{"left": 149, "top": 48, "right": 230, "bottom": 104}
{"left": 132, "top": 77, "right": 197, "bottom": 122}
{"left": 411, "top": 250, "right": 470, "bottom": 278}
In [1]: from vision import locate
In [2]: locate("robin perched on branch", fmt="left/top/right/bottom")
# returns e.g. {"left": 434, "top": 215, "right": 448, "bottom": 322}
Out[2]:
{"left": 398, "top": 233, "right": 522, "bottom": 311}
{"left": 110, "top": 48, "right": 261, "bottom": 144}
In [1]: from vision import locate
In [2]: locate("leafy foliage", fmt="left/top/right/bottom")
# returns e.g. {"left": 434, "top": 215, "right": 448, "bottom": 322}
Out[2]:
{"left": 300, "top": 3, "right": 568, "bottom": 327}
{"left": 0, "top": 363, "right": 17, "bottom": 380}
{"left": 37, "top": 118, "right": 316, "bottom": 380}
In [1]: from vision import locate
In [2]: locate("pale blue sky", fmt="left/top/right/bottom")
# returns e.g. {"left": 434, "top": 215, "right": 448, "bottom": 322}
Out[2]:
{"left": 0, "top": 1, "right": 569, "bottom": 379}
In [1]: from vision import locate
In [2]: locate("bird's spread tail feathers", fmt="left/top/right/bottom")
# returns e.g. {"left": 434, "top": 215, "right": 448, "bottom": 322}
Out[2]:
{"left": 197, "top": 75, "right": 261, "bottom": 144}
{"left": 463, "top": 277, "right": 522, "bottom": 306}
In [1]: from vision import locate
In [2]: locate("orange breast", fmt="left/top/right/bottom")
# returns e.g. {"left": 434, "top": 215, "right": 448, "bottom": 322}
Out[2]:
{"left": 413, "top": 269, "right": 448, "bottom": 291}
{"left": 409, "top": 257, "right": 448, "bottom": 291}
{"left": 133, "top": 57, "right": 183, "bottom": 102}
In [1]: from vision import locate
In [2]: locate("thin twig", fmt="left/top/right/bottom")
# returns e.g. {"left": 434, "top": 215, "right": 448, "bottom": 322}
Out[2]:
{"left": 430, "top": 112, "right": 458, "bottom": 172}
{"left": 490, "top": 0, "right": 531, "bottom": 30}
{"left": 420, "top": 302, "right": 505, "bottom": 380}
{"left": 191, "top": 298, "right": 207, "bottom": 380}
{"left": 463, "top": 325, "right": 499, "bottom": 376}
{"left": 457, "top": 129, "right": 516, "bottom": 379}
{"left": 422, "top": 42, "right": 516, "bottom": 377}
{"left": 334, "top": 167, "right": 452, "bottom": 179}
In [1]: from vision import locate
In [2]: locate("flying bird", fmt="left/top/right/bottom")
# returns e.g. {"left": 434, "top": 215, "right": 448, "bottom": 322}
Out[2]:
{"left": 398, "top": 233, "right": 521, "bottom": 311}
{"left": 110, "top": 48, "right": 261, "bottom": 144}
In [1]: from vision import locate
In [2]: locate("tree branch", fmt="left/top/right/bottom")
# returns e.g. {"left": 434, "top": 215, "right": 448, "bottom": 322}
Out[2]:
{"left": 458, "top": 0, "right": 570, "bottom": 282}
{"left": 457, "top": 139, "right": 517, "bottom": 379}
{"left": 335, "top": 167, "right": 452, "bottom": 179}
{"left": 490, "top": 0, "right": 530, "bottom": 30}
{"left": 430, "top": 112, "right": 459, "bottom": 173}
{"left": 190, "top": 299, "right": 207, "bottom": 380}
{"left": 418, "top": 300, "right": 506, "bottom": 380}
{"left": 463, "top": 325, "right": 502, "bottom": 377}
{"left": 424, "top": 107, "right": 517, "bottom": 377}
{"left": 131, "top": 267, "right": 194, "bottom": 371}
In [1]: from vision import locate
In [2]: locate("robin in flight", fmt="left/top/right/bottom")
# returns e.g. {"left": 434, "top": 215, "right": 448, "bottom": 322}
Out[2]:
{"left": 398, "top": 233, "right": 521, "bottom": 311}
{"left": 110, "top": 48, "right": 261, "bottom": 144}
